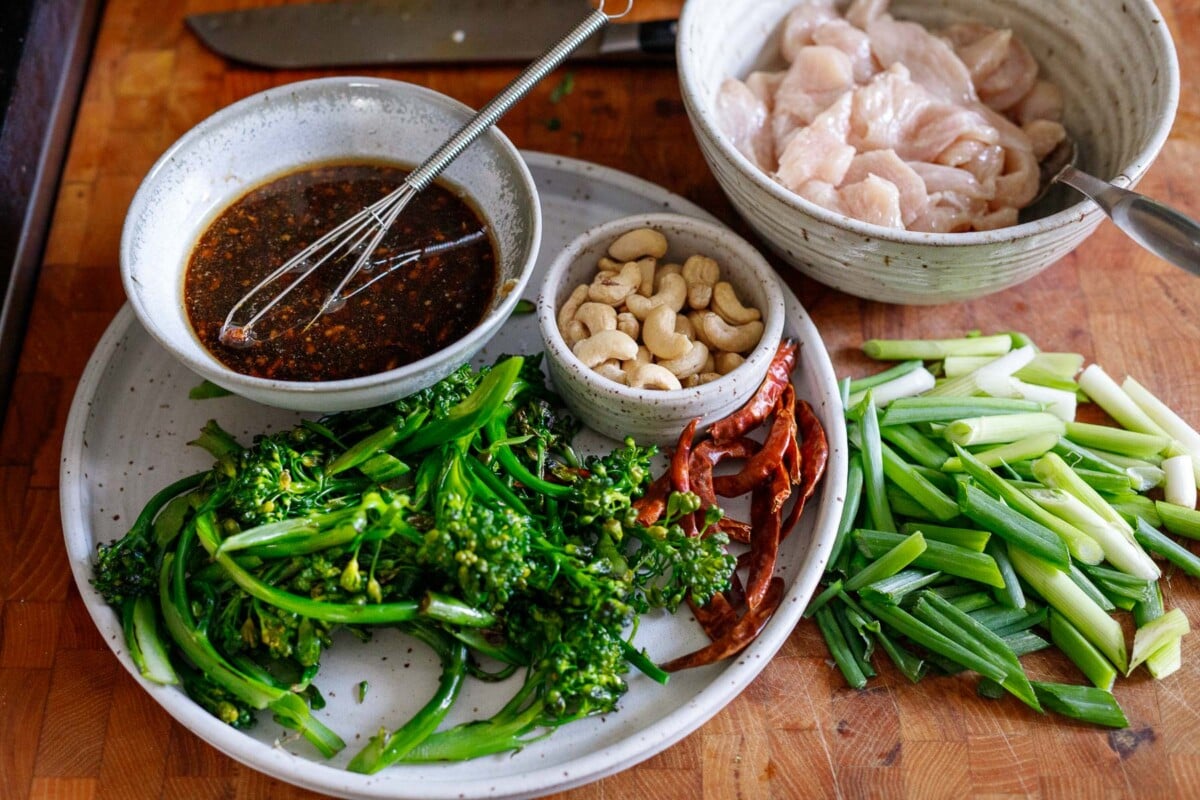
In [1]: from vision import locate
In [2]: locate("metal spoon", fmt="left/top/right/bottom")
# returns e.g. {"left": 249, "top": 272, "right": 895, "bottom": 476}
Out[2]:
{"left": 1038, "top": 139, "right": 1200, "bottom": 276}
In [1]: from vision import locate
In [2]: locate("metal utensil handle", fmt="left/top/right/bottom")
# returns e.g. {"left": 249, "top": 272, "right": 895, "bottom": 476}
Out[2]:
{"left": 1059, "top": 167, "right": 1200, "bottom": 277}
{"left": 405, "top": 7, "right": 610, "bottom": 192}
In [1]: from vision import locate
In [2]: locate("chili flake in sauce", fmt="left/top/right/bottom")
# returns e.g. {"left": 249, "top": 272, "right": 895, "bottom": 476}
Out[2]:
{"left": 184, "top": 161, "right": 497, "bottom": 382}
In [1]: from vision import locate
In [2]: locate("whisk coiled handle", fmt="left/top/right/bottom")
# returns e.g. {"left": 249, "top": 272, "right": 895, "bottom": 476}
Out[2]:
{"left": 405, "top": 5, "right": 618, "bottom": 192}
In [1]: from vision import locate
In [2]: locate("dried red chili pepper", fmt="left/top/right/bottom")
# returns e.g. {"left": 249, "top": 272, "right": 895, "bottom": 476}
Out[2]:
{"left": 709, "top": 339, "right": 798, "bottom": 443}
{"left": 743, "top": 465, "right": 789, "bottom": 610}
{"left": 780, "top": 399, "right": 829, "bottom": 541}
{"left": 661, "top": 578, "right": 785, "bottom": 672}
{"left": 711, "top": 383, "right": 797, "bottom": 503}
{"left": 689, "top": 590, "right": 738, "bottom": 641}
{"left": 632, "top": 472, "right": 671, "bottom": 526}
{"left": 670, "top": 418, "right": 700, "bottom": 536}
{"left": 690, "top": 436, "right": 759, "bottom": 543}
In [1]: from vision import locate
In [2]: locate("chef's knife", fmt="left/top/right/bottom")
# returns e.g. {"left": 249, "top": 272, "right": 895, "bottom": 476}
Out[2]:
{"left": 186, "top": 0, "right": 678, "bottom": 68}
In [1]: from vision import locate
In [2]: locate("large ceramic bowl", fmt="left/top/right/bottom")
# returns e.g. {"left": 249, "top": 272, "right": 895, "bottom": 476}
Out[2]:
{"left": 677, "top": 0, "right": 1180, "bottom": 304}
{"left": 121, "top": 76, "right": 541, "bottom": 411}
{"left": 538, "top": 213, "right": 787, "bottom": 446}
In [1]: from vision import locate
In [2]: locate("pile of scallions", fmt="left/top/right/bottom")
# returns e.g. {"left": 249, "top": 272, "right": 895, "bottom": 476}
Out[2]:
{"left": 809, "top": 332, "right": 1200, "bottom": 727}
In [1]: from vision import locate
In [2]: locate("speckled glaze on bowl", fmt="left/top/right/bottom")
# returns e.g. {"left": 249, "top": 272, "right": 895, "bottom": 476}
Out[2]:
{"left": 678, "top": 0, "right": 1180, "bottom": 305}
{"left": 121, "top": 76, "right": 541, "bottom": 412}
{"left": 537, "top": 213, "right": 786, "bottom": 446}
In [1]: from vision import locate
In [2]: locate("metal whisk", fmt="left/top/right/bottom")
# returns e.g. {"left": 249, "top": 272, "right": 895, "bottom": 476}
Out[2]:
{"left": 220, "top": 0, "right": 634, "bottom": 348}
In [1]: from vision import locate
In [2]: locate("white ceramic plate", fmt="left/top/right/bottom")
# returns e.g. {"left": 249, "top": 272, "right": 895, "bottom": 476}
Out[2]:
{"left": 60, "top": 152, "right": 847, "bottom": 800}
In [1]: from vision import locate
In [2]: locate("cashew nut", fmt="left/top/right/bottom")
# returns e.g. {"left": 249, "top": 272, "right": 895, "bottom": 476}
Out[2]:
{"left": 593, "top": 359, "right": 627, "bottom": 385}
{"left": 714, "top": 351, "right": 745, "bottom": 374}
{"left": 655, "top": 263, "right": 682, "bottom": 289}
{"left": 636, "top": 257, "right": 657, "bottom": 297}
{"left": 587, "top": 261, "right": 642, "bottom": 306}
{"left": 557, "top": 284, "right": 590, "bottom": 334}
{"left": 626, "top": 362, "right": 682, "bottom": 391}
{"left": 632, "top": 345, "right": 653, "bottom": 364}
{"left": 624, "top": 272, "right": 687, "bottom": 320}
{"left": 575, "top": 302, "right": 617, "bottom": 337}
{"left": 597, "top": 256, "right": 624, "bottom": 273}
{"left": 673, "top": 312, "right": 695, "bottom": 340}
{"left": 659, "top": 340, "right": 710, "bottom": 379}
{"left": 688, "top": 310, "right": 715, "bottom": 347}
{"left": 711, "top": 281, "right": 762, "bottom": 325}
{"left": 573, "top": 329, "right": 639, "bottom": 367}
{"left": 682, "top": 255, "right": 720, "bottom": 310}
{"left": 562, "top": 319, "right": 587, "bottom": 348}
{"left": 698, "top": 371, "right": 723, "bottom": 384}
{"left": 642, "top": 305, "right": 691, "bottom": 361}
{"left": 608, "top": 227, "right": 668, "bottom": 263}
{"left": 616, "top": 311, "right": 640, "bottom": 340}
{"left": 700, "top": 313, "right": 764, "bottom": 354}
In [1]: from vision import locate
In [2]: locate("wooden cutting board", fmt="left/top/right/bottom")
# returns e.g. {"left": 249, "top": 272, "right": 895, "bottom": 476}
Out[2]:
{"left": 2, "top": 1, "right": 1199, "bottom": 798}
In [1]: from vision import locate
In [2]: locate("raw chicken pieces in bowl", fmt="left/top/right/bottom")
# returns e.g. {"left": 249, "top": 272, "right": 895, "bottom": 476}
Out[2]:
{"left": 678, "top": 0, "right": 1179, "bottom": 303}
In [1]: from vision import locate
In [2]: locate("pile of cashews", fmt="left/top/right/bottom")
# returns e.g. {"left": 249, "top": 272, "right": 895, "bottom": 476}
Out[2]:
{"left": 557, "top": 227, "right": 765, "bottom": 391}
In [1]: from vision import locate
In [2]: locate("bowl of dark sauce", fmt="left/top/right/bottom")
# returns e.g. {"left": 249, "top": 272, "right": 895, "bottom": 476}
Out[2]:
{"left": 121, "top": 77, "right": 541, "bottom": 411}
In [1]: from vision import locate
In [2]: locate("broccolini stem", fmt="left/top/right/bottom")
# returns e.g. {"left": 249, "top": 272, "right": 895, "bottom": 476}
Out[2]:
{"left": 347, "top": 624, "right": 468, "bottom": 773}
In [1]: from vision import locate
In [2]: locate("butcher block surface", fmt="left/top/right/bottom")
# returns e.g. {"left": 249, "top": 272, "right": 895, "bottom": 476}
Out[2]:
{"left": 3, "top": 0, "right": 1200, "bottom": 798}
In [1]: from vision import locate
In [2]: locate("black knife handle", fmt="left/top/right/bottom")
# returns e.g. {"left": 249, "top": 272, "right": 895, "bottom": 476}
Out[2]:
{"left": 637, "top": 19, "right": 677, "bottom": 56}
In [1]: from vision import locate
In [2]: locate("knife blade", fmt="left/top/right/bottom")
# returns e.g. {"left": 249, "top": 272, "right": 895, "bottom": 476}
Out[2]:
{"left": 186, "top": 0, "right": 677, "bottom": 68}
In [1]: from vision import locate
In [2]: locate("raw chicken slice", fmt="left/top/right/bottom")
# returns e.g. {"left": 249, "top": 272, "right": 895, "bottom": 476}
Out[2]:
{"left": 1012, "top": 79, "right": 1065, "bottom": 125}
{"left": 843, "top": 149, "right": 928, "bottom": 225}
{"left": 840, "top": 174, "right": 904, "bottom": 229}
{"left": 867, "top": 15, "right": 977, "bottom": 106}
{"left": 908, "top": 161, "right": 990, "bottom": 200}
{"left": 1024, "top": 119, "right": 1067, "bottom": 160}
{"left": 845, "top": 0, "right": 890, "bottom": 30}
{"left": 795, "top": 180, "right": 845, "bottom": 214}
{"left": 813, "top": 19, "right": 877, "bottom": 83}
{"left": 779, "top": 0, "right": 840, "bottom": 62}
{"left": 847, "top": 65, "right": 997, "bottom": 163}
{"left": 775, "top": 93, "right": 857, "bottom": 190}
{"left": 716, "top": 78, "right": 775, "bottom": 171}
{"left": 745, "top": 70, "right": 786, "bottom": 109}
{"left": 773, "top": 45, "right": 856, "bottom": 128}
{"left": 942, "top": 22, "right": 1039, "bottom": 111}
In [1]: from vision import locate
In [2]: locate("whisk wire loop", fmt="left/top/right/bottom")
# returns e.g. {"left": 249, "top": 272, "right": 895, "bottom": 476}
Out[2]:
{"left": 220, "top": 4, "right": 619, "bottom": 345}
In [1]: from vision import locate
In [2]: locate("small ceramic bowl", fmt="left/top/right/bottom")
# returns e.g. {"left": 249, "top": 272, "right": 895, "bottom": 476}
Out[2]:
{"left": 677, "top": 0, "right": 1179, "bottom": 304}
{"left": 121, "top": 76, "right": 541, "bottom": 412}
{"left": 537, "top": 213, "right": 786, "bottom": 446}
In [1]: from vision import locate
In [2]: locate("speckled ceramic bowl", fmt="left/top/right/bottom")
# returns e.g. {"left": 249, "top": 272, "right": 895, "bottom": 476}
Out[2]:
{"left": 121, "top": 77, "right": 541, "bottom": 412}
{"left": 537, "top": 213, "right": 786, "bottom": 446}
{"left": 678, "top": 0, "right": 1180, "bottom": 304}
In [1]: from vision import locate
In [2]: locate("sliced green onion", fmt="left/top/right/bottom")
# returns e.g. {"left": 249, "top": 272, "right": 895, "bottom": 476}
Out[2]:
{"left": 859, "top": 569, "right": 942, "bottom": 606}
{"left": 1163, "top": 454, "right": 1198, "bottom": 508}
{"left": 815, "top": 605, "right": 868, "bottom": 690}
{"left": 969, "top": 604, "right": 1044, "bottom": 634}
{"left": 880, "top": 397, "right": 1043, "bottom": 427}
{"left": 1004, "top": 631, "right": 1053, "bottom": 657}
{"left": 844, "top": 532, "right": 927, "bottom": 592}
{"left": 900, "top": 522, "right": 990, "bottom": 552}
{"left": 859, "top": 598, "right": 1008, "bottom": 683}
{"left": 847, "top": 365, "right": 937, "bottom": 408}
{"left": 1121, "top": 375, "right": 1200, "bottom": 455}
{"left": 1008, "top": 547, "right": 1127, "bottom": 672}
{"left": 862, "top": 334, "right": 1012, "bottom": 361}
{"left": 1077, "top": 563, "right": 1154, "bottom": 607}
{"left": 803, "top": 579, "right": 844, "bottom": 619}
{"left": 912, "top": 591, "right": 1040, "bottom": 711}
{"left": 847, "top": 359, "right": 924, "bottom": 395}
{"left": 1067, "top": 563, "right": 1116, "bottom": 612}
{"left": 985, "top": 538, "right": 1026, "bottom": 609}
{"left": 948, "top": 591, "right": 995, "bottom": 614}
{"left": 1052, "top": 438, "right": 1127, "bottom": 476}
{"left": 1156, "top": 500, "right": 1200, "bottom": 540}
{"left": 1064, "top": 421, "right": 1170, "bottom": 460}
{"left": 1031, "top": 682, "right": 1128, "bottom": 728}
{"left": 855, "top": 529, "right": 1005, "bottom": 587}
{"left": 880, "top": 442, "right": 960, "bottom": 521}
{"left": 1048, "top": 609, "right": 1117, "bottom": 690}
{"left": 957, "top": 481, "right": 1070, "bottom": 568}
{"left": 1023, "top": 487, "right": 1158, "bottom": 581}
{"left": 944, "top": 412, "right": 1066, "bottom": 448}
{"left": 830, "top": 454, "right": 865, "bottom": 571}
{"left": 853, "top": 394, "right": 896, "bottom": 532}
{"left": 941, "top": 432, "right": 1059, "bottom": 472}
{"left": 834, "top": 602, "right": 877, "bottom": 679}
{"left": 1128, "top": 608, "right": 1190, "bottom": 675}
{"left": 880, "top": 424, "right": 950, "bottom": 470}
{"left": 1078, "top": 365, "right": 1168, "bottom": 437}
{"left": 952, "top": 445, "right": 1104, "bottom": 564}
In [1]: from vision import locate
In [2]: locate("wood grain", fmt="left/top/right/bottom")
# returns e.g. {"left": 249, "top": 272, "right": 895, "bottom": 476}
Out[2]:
{"left": 2, "top": 0, "right": 1199, "bottom": 797}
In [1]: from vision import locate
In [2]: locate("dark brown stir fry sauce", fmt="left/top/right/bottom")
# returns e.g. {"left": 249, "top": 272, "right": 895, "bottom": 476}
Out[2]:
{"left": 184, "top": 161, "right": 497, "bottom": 382}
